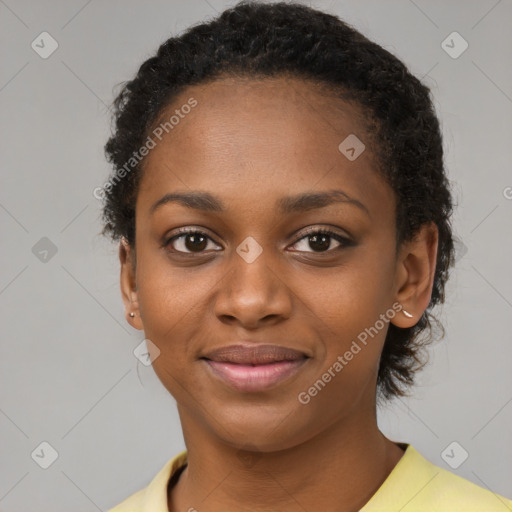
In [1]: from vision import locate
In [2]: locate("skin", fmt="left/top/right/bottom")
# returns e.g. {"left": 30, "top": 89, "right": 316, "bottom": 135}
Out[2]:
{"left": 119, "top": 75, "right": 438, "bottom": 511}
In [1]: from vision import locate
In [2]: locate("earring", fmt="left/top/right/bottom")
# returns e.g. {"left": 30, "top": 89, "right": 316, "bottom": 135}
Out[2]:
{"left": 129, "top": 312, "right": 135, "bottom": 317}
{"left": 402, "top": 310, "right": 413, "bottom": 318}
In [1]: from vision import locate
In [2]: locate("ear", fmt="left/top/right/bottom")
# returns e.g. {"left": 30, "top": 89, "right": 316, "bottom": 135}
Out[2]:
{"left": 391, "top": 221, "right": 439, "bottom": 328}
{"left": 119, "top": 237, "right": 143, "bottom": 330}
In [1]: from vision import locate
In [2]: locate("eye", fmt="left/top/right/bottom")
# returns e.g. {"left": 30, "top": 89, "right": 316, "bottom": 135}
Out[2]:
{"left": 164, "top": 228, "right": 221, "bottom": 254}
{"left": 164, "top": 226, "right": 352, "bottom": 255}
{"left": 289, "top": 227, "right": 352, "bottom": 253}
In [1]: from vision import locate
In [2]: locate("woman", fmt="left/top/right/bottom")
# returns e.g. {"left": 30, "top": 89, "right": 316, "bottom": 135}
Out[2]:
{"left": 101, "top": 1, "right": 512, "bottom": 510}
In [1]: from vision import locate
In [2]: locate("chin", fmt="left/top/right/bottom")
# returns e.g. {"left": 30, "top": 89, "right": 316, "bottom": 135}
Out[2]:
{"left": 205, "top": 401, "right": 314, "bottom": 452}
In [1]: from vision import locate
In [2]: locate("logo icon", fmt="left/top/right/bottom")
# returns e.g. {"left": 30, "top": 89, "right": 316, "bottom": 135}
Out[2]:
{"left": 441, "top": 441, "right": 469, "bottom": 469}
{"left": 31, "top": 441, "right": 59, "bottom": 469}
{"left": 441, "top": 32, "right": 468, "bottom": 59}
{"left": 338, "top": 134, "right": 365, "bottom": 161}
{"left": 236, "top": 236, "right": 263, "bottom": 264}
{"left": 134, "top": 339, "right": 161, "bottom": 366}
{"left": 31, "top": 32, "right": 59, "bottom": 59}
{"left": 32, "top": 237, "right": 58, "bottom": 263}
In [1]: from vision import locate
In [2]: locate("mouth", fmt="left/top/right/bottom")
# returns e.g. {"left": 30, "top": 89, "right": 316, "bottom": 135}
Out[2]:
{"left": 200, "top": 343, "right": 310, "bottom": 392}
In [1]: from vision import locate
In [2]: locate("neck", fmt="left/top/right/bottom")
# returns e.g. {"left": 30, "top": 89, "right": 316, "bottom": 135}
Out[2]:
{"left": 168, "top": 404, "right": 405, "bottom": 511}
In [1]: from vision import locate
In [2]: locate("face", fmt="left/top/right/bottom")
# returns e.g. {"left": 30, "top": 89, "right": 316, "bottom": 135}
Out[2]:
{"left": 120, "top": 76, "right": 431, "bottom": 451}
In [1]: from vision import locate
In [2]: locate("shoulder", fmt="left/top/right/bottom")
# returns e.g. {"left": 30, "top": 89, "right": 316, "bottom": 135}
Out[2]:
{"left": 423, "top": 466, "right": 512, "bottom": 510}
{"left": 107, "top": 450, "right": 188, "bottom": 512}
{"left": 362, "top": 444, "right": 512, "bottom": 511}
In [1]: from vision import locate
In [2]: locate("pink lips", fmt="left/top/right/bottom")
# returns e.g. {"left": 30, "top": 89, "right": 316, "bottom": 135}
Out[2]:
{"left": 201, "top": 343, "right": 309, "bottom": 392}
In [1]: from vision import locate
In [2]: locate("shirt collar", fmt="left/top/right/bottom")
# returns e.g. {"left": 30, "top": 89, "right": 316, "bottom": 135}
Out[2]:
{"left": 140, "top": 444, "right": 432, "bottom": 511}
{"left": 142, "top": 450, "right": 188, "bottom": 511}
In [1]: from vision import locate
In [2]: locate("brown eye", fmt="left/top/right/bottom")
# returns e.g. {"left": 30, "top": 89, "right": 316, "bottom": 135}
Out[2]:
{"left": 289, "top": 228, "right": 351, "bottom": 253}
{"left": 165, "top": 229, "right": 221, "bottom": 254}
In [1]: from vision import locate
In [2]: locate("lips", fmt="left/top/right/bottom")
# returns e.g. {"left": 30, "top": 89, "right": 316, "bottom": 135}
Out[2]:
{"left": 201, "top": 344, "right": 308, "bottom": 365}
{"left": 200, "top": 343, "right": 309, "bottom": 392}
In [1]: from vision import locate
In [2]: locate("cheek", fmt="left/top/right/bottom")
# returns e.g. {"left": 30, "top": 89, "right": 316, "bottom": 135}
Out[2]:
{"left": 136, "top": 252, "right": 204, "bottom": 327}
{"left": 300, "top": 256, "right": 392, "bottom": 329}
{"left": 134, "top": 262, "right": 202, "bottom": 370}
{"left": 298, "top": 257, "right": 393, "bottom": 379}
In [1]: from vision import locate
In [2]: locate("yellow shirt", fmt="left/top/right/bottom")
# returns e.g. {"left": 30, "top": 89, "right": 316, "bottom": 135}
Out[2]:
{"left": 108, "top": 444, "right": 512, "bottom": 511}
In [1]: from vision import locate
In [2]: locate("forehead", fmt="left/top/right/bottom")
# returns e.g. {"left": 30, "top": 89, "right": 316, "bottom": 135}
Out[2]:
{"left": 136, "top": 75, "right": 391, "bottom": 221}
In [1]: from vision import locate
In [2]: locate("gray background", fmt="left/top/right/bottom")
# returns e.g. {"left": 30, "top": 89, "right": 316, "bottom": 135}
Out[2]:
{"left": 1, "top": 0, "right": 511, "bottom": 510}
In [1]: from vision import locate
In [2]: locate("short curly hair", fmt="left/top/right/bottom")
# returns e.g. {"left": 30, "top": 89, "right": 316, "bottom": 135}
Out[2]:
{"left": 101, "top": 0, "right": 455, "bottom": 400}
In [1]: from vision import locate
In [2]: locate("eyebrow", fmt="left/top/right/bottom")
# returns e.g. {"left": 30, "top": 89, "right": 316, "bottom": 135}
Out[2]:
{"left": 149, "top": 190, "right": 370, "bottom": 217}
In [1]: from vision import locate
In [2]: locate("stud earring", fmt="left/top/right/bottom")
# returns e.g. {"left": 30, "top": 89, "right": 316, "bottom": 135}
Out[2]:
{"left": 129, "top": 312, "right": 135, "bottom": 317}
{"left": 402, "top": 310, "right": 413, "bottom": 318}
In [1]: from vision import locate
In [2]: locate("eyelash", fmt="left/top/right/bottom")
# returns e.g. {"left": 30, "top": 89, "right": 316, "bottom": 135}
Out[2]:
{"left": 163, "top": 226, "right": 353, "bottom": 255}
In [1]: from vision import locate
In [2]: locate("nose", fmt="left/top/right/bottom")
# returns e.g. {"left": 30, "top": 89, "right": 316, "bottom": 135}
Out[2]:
{"left": 213, "top": 247, "right": 293, "bottom": 329}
